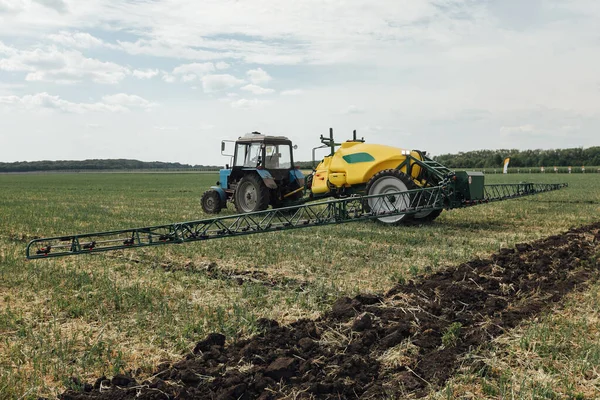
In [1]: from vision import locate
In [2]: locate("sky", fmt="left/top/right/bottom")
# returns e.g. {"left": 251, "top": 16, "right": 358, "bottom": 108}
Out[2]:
{"left": 0, "top": 0, "right": 599, "bottom": 165}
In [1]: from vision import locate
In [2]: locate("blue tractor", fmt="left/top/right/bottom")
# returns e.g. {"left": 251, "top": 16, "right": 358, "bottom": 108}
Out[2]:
{"left": 201, "top": 132, "right": 306, "bottom": 214}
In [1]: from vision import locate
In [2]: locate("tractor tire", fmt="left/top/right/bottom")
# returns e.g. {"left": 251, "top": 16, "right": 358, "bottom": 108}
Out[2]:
{"left": 235, "top": 174, "right": 270, "bottom": 213}
{"left": 201, "top": 190, "right": 224, "bottom": 214}
{"left": 365, "top": 169, "right": 417, "bottom": 225}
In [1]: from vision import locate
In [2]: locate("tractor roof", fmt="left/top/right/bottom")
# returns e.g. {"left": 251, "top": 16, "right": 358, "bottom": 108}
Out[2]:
{"left": 237, "top": 132, "right": 292, "bottom": 144}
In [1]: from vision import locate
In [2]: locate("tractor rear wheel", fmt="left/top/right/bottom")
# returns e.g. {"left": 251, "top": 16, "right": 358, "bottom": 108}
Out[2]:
{"left": 235, "top": 174, "right": 270, "bottom": 213}
{"left": 366, "top": 169, "right": 417, "bottom": 225}
{"left": 201, "top": 190, "right": 224, "bottom": 214}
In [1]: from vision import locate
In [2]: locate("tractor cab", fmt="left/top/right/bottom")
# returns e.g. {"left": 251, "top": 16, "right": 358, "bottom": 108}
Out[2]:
{"left": 202, "top": 132, "right": 305, "bottom": 214}
{"left": 232, "top": 132, "right": 295, "bottom": 180}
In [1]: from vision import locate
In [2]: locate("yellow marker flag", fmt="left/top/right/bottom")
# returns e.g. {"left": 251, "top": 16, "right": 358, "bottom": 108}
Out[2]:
{"left": 503, "top": 157, "right": 510, "bottom": 174}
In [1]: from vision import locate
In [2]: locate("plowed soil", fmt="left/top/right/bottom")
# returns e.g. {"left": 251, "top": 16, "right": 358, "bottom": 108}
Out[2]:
{"left": 60, "top": 223, "right": 600, "bottom": 400}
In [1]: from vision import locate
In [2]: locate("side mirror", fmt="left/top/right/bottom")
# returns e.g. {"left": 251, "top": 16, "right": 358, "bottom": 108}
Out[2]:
{"left": 221, "top": 141, "right": 226, "bottom": 152}
{"left": 293, "top": 144, "right": 298, "bottom": 150}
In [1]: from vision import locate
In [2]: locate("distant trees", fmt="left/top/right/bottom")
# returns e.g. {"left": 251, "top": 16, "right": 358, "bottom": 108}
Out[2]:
{"left": 433, "top": 147, "right": 600, "bottom": 168}
{"left": 0, "top": 159, "right": 222, "bottom": 173}
{"left": 3, "top": 147, "right": 599, "bottom": 173}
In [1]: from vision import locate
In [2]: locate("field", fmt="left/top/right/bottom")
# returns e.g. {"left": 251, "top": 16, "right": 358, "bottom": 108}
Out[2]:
{"left": 0, "top": 172, "right": 599, "bottom": 399}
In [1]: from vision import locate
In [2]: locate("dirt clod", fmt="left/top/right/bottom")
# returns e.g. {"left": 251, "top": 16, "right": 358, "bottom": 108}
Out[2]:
{"left": 264, "top": 357, "right": 298, "bottom": 380}
{"left": 193, "top": 332, "right": 226, "bottom": 354}
{"left": 352, "top": 312, "right": 373, "bottom": 331}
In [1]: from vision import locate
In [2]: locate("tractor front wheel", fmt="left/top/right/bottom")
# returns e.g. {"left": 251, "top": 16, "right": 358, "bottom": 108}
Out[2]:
{"left": 201, "top": 190, "right": 224, "bottom": 214}
{"left": 366, "top": 169, "right": 417, "bottom": 225}
{"left": 235, "top": 174, "right": 270, "bottom": 213}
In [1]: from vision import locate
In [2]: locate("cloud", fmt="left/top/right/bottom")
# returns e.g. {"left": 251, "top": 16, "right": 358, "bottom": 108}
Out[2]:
{"left": 0, "top": 0, "right": 24, "bottom": 13}
{"left": 102, "top": 93, "right": 154, "bottom": 108}
{"left": 201, "top": 74, "right": 244, "bottom": 93}
{"left": 246, "top": 68, "right": 272, "bottom": 84}
{"left": 0, "top": 92, "right": 152, "bottom": 113}
{"left": 281, "top": 89, "right": 304, "bottom": 96}
{"left": 343, "top": 105, "right": 365, "bottom": 114}
{"left": 46, "top": 31, "right": 109, "bottom": 49}
{"left": 215, "top": 61, "right": 230, "bottom": 70}
{"left": 32, "top": 0, "right": 67, "bottom": 14}
{"left": 0, "top": 43, "right": 129, "bottom": 84}
{"left": 172, "top": 62, "right": 217, "bottom": 82}
{"left": 132, "top": 69, "right": 159, "bottom": 79}
{"left": 117, "top": 38, "right": 236, "bottom": 61}
{"left": 500, "top": 124, "right": 537, "bottom": 135}
{"left": 173, "top": 62, "right": 215, "bottom": 76}
{"left": 240, "top": 84, "right": 274, "bottom": 95}
{"left": 161, "top": 72, "right": 175, "bottom": 83}
{"left": 230, "top": 98, "right": 269, "bottom": 109}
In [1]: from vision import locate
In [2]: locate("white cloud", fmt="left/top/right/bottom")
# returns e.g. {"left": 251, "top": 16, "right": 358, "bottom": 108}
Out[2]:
{"left": 33, "top": 0, "right": 67, "bottom": 14}
{"left": 215, "top": 61, "right": 230, "bottom": 70}
{"left": 241, "top": 84, "right": 275, "bottom": 95}
{"left": 173, "top": 62, "right": 215, "bottom": 76}
{"left": 46, "top": 31, "right": 110, "bottom": 49}
{"left": 246, "top": 68, "right": 272, "bottom": 84}
{"left": 0, "top": 43, "right": 129, "bottom": 84}
{"left": 201, "top": 74, "right": 244, "bottom": 93}
{"left": 117, "top": 39, "right": 236, "bottom": 61}
{"left": 161, "top": 72, "right": 175, "bottom": 83}
{"left": 132, "top": 69, "right": 159, "bottom": 79}
{"left": 230, "top": 98, "right": 269, "bottom": 109}
{"left": 102, "top": 93, "right": 154, "bottom": 109}
{"left": 343, "top": 105, "right": 364, "bottom": 114}
{"left": 281, "top": 89, "right": 304, "bottom": 96}
{"left": 0, "top": 0, "right": 24, "bottom": 13}
{"left": 0, "top": 92, "right": 153, "bottom": 113}
{"left": 500, "top": 124, "right": 537, "bottom": 135}
{"left": 181, "top": 74, "right": 196, "bottom": 82}
{"left": 172, "top": 62, "right": 218, "bottom": 82}
{"left": 0, "top": 82, "right": 26, "bottom": 94}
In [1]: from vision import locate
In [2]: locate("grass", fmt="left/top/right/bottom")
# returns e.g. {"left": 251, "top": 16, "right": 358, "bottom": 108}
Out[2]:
{"left": 0, "top": 172, "right": 599, "bottom": 398}
{"left": 432, "top": 281, "right": 600, "bottom": 399}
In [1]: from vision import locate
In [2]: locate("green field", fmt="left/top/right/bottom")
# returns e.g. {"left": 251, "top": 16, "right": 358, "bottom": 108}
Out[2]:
{"left": 0, "top": 172, "right": 599, "bottom": 398}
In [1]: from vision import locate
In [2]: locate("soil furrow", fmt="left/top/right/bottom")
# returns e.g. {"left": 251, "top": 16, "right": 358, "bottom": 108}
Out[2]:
{"left": 60, "top": 222, "right": 600, "bottom": 400}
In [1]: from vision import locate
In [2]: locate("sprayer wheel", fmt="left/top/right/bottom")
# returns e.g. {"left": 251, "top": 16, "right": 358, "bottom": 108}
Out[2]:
{"left": 365, "top": 169, "right": 417, "bottom": 225}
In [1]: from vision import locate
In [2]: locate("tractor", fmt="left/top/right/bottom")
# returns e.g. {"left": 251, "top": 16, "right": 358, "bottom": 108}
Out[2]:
{"left": 201, "top": 132, "right": 305, "bottom": 214}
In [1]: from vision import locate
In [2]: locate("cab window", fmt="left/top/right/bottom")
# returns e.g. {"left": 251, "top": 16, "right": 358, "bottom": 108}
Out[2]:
{"left": 234, "top": 143, "right": 263, "bottom": 167}
{"left": 265, "top": 144, "right": 292, "bottom": 169}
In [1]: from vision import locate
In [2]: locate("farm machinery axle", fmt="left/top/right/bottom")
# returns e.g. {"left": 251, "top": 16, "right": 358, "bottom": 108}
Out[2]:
{"left": 26, "top": 181, "right": 565, "bottom": 259}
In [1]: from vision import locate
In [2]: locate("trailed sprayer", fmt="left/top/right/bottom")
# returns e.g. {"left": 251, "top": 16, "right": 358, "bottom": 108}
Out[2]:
{"left": 27, "top": 129, "right": 566, "bottom": 259}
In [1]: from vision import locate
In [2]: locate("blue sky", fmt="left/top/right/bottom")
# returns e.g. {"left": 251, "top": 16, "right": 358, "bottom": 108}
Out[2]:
{"left": 0, "top": 0, "right": 598, "bottom": 164}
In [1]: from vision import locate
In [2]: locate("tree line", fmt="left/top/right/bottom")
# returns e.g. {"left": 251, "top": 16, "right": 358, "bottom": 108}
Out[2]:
{"left": 3, "top": 146, "right": 599, "bottom": 172}
{"left": 0, "top": 159, "right": 221, "bottom": 173}
{"left": 432, "top": 147, "right": 600, "bottom": 168}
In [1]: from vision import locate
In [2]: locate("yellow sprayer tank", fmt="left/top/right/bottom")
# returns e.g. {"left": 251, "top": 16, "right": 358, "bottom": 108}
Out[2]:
{"left": 311, "top": 141, "right": 424, "bottom": 194}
